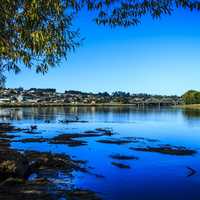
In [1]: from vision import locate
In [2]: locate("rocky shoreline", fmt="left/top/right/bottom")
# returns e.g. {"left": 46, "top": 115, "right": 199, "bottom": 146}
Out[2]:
{"left": 0, "top": 122, "right": 198, "bottom": 199}
{"left": 0, "top": 123, "right": 101, "bottom": 200}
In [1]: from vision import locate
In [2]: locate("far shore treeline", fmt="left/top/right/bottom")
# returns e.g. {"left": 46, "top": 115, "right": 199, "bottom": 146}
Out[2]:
{"left": 0, "top": 88, "right": 182, "bottom": 106}
{"left": 0, "top": 87, "right": 199, "bottom": 106}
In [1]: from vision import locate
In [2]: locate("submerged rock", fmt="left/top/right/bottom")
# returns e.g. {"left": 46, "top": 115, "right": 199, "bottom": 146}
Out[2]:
{"left": 49, "top": 128, "right": 114, "bottom": 148}
{"left": 0, "top": 133, "right": 17, "bottom": 139}
{"left": 0, "top": 123, "right": 100, "bottom": 200}
{"left": 0, "top": 177, "right": 25, "bottom": 186}
{"left": 0, "top": 139, "right": 11, "bottom": 149}
{"left": 0, "top": 123, "right": 26, "bottom": 133}
{"left": 0, "top": 149, "right": 94, "bottom": 199}
{"left": 95, "top": 128, "right": 114, "bottom": 136}
{"left": 0, "top": 178, "right": 53, "bottom": 200}
{"left": 0, "top": 123, "right": 17, "bottom": 133}
{"left": 0, "top": 149, "right": 86, "bottom": 182}
{"left": 24, "top": 130, "right": 41, "bottom": 134}
{"left": 187, "top": 166, "right": 197, "bottom": 177}
{"left": 0, "top": 123, "right": 24, "bottom": 140}
{"left": 52, "top": 133, "right": 100, "bottom": 139}
{"left": 145, "top": 139, "right": 159, "bottom": 142}
{"left": 49, "top": 136, "right": 87, "bottom": 147}
{"left": 111, "top": 162, "right": 130, "bottom": 169}
{"left": 66, "top": 189, "right": 101, "bottom": 200}
{"left": 96, "top": 138, "right": 133, "bottom": 145}
{"left": 18, "top": 138, "right": 48, "bottom": 143}
{"left": 84, "top": 130, "right": 98, "bottom": 134}
{"left": 123, "top": 136, "right": 159, "bottom": 143}
{"left": 49, "top": 131, "right": 113, "bottom": 147}
{"left": 130, "top": 145, "right": 197, "bottom": 156}
{"left": 110, "top": 154, "right": 138, "bottom": 160}
{"left": 0, "top": 150, "right": 29, "bottom": 181}
{"left": 25, "top": 151, "right": 81, "bottom": 172}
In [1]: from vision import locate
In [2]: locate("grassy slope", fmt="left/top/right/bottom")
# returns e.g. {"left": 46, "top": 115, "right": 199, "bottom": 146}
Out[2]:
{"left": 176, "top": 104, "right": 200, "bottom": 109}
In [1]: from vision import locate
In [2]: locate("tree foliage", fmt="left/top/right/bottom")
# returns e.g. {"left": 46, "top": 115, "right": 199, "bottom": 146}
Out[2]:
{"left": 1, "top": 0, "right": 200, "bottom": 83}
{"left": 0, "top": 0, "right": 80, "bottom": 77}
{"left": 182, "top": 90, "right": 200, "bottom": 104}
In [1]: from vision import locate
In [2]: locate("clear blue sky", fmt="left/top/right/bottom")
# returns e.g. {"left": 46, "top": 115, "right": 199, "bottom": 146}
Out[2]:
{"left": 5, "top": 8, "right": 200, "bottom": 95}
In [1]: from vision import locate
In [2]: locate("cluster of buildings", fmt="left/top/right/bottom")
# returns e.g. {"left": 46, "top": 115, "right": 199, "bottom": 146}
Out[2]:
{"left": 0, "top": 88, "right": 182, "bottom": 105}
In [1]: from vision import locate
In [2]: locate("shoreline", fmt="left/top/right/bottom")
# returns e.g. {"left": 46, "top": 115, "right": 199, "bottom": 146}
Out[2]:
{"left": 0, "top": 103, "right": 175, "bottom": 108}
{"left": 175, "top": 104, "right": 200, "bottom": 109}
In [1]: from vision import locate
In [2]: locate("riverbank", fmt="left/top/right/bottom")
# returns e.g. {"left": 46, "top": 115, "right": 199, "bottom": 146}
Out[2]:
{"left": 175, "top": 104, "right": 200, "bottom": 109}
{"left": 0, "top": 102, "right": 176, "bottom": 108}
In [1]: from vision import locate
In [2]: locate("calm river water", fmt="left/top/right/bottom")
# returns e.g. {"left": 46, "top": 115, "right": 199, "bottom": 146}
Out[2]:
{"left": 1, "top": 106, "right": 200, "bottom": 200}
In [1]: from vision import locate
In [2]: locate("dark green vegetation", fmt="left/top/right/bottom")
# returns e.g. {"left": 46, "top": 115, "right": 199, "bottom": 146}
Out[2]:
{"left": 182, "top": 90, "right": 200, "bottom": 105}
{"left": 1, "top": 1, "right": 200, "bottom": 84}
{"left": 130, "top": 145, "right": 197, "bottom": 156}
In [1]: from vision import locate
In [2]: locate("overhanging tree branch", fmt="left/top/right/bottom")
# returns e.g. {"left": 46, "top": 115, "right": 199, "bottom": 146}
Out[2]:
{"left": 0, "top": 0, "right": 200, "bottom": 85}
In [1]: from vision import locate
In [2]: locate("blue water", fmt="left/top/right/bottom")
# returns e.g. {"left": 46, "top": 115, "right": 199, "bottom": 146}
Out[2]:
{"left": 1, "top": 106, "right": 200, "bottom": 200}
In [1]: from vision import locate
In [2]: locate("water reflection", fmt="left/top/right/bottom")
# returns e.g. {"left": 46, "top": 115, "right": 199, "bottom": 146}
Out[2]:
{"left": 0, "top": 106, "right": 181, "bottom": 122}
{"left": 182, "top": 108, "right": 200, "bottom": 119}
{"left": 1, "top": 106, "right": 200, "bottom": 200}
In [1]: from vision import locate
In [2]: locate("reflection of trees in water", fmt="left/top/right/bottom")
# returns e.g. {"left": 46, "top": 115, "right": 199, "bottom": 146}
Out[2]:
{"left": 0, "top": 106, "right": 179, "bottom": 121}
{"left": 181, "top": 109, "right": 200, "bottom": 127}
{"left": 88, "top": 106, "right": 177, "bottom": 115}
{"left": 182, "top": 109, "right": 200, "bottom": 119}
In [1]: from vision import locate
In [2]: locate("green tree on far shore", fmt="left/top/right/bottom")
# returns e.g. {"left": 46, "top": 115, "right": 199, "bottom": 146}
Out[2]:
{"left": 182, "top": 90, "right": 200, "bottom": 104}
